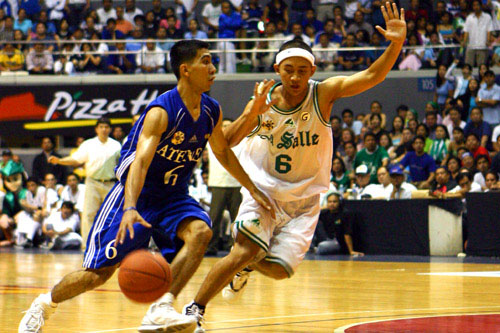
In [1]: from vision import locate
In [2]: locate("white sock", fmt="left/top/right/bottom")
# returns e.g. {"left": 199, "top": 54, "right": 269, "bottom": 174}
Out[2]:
{"left": 157, "top": 292, "right": 175, "bottom": 305}
{"left": 42, "top": 292, "right": 58, "bottom": 308}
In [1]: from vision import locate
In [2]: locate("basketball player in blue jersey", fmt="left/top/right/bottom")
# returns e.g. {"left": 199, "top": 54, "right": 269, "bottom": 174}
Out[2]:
{"left": 19, "top": 39, "right": 274, "bottom": 333}
{"left": 159, "top": 3, "right": 407, "bottom": 332}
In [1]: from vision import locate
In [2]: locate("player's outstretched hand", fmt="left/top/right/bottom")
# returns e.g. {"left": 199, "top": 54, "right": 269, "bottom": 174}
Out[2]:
{"left": 115, "top": 209, "right": 152, "bottom": 245}
{"left": 249, "top": 186, "right": 276, "bottom": 219}
{"left": 250, "top": 79, "right": 276, "bottom": 116}
{"left": 375, "top": 2, "right": 406, "bottom": 44}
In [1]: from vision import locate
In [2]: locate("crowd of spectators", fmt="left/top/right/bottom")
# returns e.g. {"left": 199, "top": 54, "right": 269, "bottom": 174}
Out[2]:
{"left": 1, "top": 0, "right": 500, "bottom": 74}
{"left": 0, "top": 119, "right": 233, "bottom": 254}
{"left": 326, "top": 90, "right": 500, "bottom": 201}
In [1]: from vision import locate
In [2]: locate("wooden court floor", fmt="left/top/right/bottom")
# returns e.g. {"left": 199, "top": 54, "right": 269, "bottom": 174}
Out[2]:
{"left": 3, "top": 251, "right": 500, "bottom": 332}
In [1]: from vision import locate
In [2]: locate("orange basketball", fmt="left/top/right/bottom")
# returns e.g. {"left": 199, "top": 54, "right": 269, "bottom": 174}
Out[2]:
{"left": 118, "top": 249, "right": 172, "bottom": 303}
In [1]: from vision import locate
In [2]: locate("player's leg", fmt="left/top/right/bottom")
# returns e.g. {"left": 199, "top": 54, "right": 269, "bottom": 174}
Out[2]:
{"left": 251, "top": 259, "right": 289, "bottom": 280}
{"left": 19, "top": 183, "right": 152, "bottom": 333}
{"left": 18, "top": 265, "right": 118, "bottom": 333}
{"left": 194, "top": 232, "right": 262, "bottom": 305}
{"left": 170, "top": 218, "right": 213, "bottom": 296}
{"left": 51, "top": 265, "right": 118, "bottom": 302}
{"left": 180, "top": 232, "right": 262, "bottom": 332}
{"left": 140, "top": 199, "right": 214, "bottom": 332}
{"left": 253, "top": 195, "right": 321, "bottom": 281}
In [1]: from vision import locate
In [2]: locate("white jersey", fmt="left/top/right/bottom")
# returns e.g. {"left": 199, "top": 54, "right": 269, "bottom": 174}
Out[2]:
{"left": 239, "top": 80, "right": 333, "bottom": 202}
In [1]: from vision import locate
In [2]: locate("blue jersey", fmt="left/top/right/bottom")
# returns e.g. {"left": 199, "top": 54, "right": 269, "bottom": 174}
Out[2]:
{"left": 116, "top": 87, "right": 220, "bottom": 199}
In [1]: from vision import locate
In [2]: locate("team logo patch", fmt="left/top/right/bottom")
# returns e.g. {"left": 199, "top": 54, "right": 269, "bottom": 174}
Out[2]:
{"left": 285, "top": 119, "right": 295, "bottom": 127}
{"left": 171, "top": 131, "right": 185, "bottom": 145}
{"left": 301, "top": 112, "right": 310, "bottom": 121}
{"left": 262, "top": 120, "right": 275, "bottom": 131}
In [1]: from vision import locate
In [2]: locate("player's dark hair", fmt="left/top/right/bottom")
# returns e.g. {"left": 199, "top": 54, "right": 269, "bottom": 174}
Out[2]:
{"left": 170, "top": 39, "right": 210, "bottom": 79}
{"left": 278, "top": 39, "right": 313, "bottom": 55}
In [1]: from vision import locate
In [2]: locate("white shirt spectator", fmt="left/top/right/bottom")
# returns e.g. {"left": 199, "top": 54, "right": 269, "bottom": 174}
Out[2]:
{"left": 26, "top": 186, "right": 46, "bottom": 209}
{"left": 446, "top": 121, "right": 466, "bottom": 140}
{"left": 189, "top": 181, "right": 211, "bottom": 211}
{"left": 207, "top": 144, "right": 242, "bottom": 188}
{"left": 363, "top": 183, "right": 392, "bottom": 199}
{"left": 96, "top": 8, "right": 117, "bottom": 26}
{"left": 70, "top": 136, "right": 121, "bottom": 179}
{"left": 449, "top": 181, "right": 482, "bottom": 193}
{"left": 343, "top": 120, "right": 363, "bottom": 136}
{"left": 391, "top": 182, "right": 418, "bottom": 199}
{"left": 313, "top": 41, "right": 338, "bottom": 68}
{"left": 285, "top": 33, "right": 312, "bottom": 47}
{"left": 464, "top": 11, "right": 493, "bottom": 49}
{"left": 490, "top": 1, "right": 500, "bottom": 31}
{"left": 59, "top": 183, "right": 85, "bottom": 213}
{"left": 473, "top": 172, "right": 486, "bottom": 189}
{"left": 44, "top": 210, "right": 82, "bottom": 246}
{"left": 201, "top": 2, "right": 222, "bottom": 31}
{"left": 492, "top": 124, "right": 500, "bottom": 143}
{"left": 478, "top": 83, "right": 500, "bottom": 125}
{"left": 344, "top": 0, "right": 359, "bottom": 20}
{"left": 45, "top": 0, "right": 66, "bottom": 21}
{"left": 124, "top": 7, "right": 143, "bottom": 25}
{"left": 45, "top": 187, "right": 60, "bottom": 211}
{"left": 136, "top": 45, "right": 165, "bottom": 68}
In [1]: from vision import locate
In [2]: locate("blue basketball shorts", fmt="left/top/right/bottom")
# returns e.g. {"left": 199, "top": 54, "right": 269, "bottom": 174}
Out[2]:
{"left": 82, "top": 183, "right": 211, "bottom": 269}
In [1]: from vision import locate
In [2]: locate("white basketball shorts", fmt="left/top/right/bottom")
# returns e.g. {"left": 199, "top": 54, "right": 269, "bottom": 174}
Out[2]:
{"left": 232, "top": 188, "right": 320, "bottom": 277}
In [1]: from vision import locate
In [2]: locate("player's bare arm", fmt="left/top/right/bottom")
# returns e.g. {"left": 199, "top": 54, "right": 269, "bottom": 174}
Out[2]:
{"left": 115, "top": 107, "right": 167, "bottom": 244}
{"left": 224, "top": 79, "right": 275, "bottom": 147}
{"left": 317, "top": 2, "right": 406, "bottom": 120}
{"left": 209, "top": 110, "right": 275, "bottom": 217}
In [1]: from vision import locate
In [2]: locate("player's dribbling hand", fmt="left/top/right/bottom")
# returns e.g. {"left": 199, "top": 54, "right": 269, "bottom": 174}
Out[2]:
{"left": 249, "top": 186, "right": 276, "bottom": 219}
{"left": 115, "top": 209, "right": 152, "bottom": 245}
{"left": 375, "top": 2, "right": 406, "bottom": 45}
{"left": 250, "top": 79, "right": 276, "bottom": 116}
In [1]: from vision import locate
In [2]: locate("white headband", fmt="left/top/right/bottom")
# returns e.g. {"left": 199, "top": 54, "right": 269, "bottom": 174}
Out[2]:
{"left": 276, "top": 48, "right": 315, "bottom": 66}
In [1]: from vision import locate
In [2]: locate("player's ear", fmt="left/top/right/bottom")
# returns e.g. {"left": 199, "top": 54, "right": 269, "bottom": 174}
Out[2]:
{"left": 310, "top": 64, "right": 317, "bottom": 76}
{"left": 180, "top": 63, "right": 189, "bottom": 77}
{"left": 273, "top": 63, "right": 279, "bottom": 75}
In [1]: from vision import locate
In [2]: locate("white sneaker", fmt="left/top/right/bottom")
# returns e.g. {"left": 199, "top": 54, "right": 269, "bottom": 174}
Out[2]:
{"left": 182, "top": 302, "right": 205, "bottom": 333}
{"left": 221, "top": 269, "right": 251, "bottom": 303}
{"left": 138, "top": 301, "right": 197, "bottom": 332}
{"left": 19, "top": 293, "right": 57, "bottom": 333}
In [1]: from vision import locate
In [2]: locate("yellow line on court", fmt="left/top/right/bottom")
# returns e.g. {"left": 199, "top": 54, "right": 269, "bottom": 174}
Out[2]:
{"left": 24, "top": 118, "right": 132, "bottom": 130}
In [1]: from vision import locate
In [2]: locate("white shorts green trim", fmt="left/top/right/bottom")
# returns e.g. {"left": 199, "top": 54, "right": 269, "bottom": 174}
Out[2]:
{"left": 265, "top": 255, "right": 294, "bottom": 278}
{"left": 234, "top": 220, "right": 269, "bottom": 252}
{"left": 232, "top": 188, "right": 320, "bottom": 275}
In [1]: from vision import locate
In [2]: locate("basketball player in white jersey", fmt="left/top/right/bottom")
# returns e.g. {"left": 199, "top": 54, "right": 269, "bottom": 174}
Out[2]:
{"left": 168, "top": 3, "right": 406, "bottom": 331}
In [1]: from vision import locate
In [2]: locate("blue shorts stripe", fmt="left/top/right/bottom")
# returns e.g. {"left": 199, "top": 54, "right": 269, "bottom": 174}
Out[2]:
{"left": 83, "top": 184, "right": 123, "bottom": 267}
{"left": 83, "top": 184, "right": 120, "bottom": 267}
{"left": 93, "top": 195, "right": 124, "bottom": 268}
{"left": 87, "top": 184, "right": 123, "bottom": 267}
